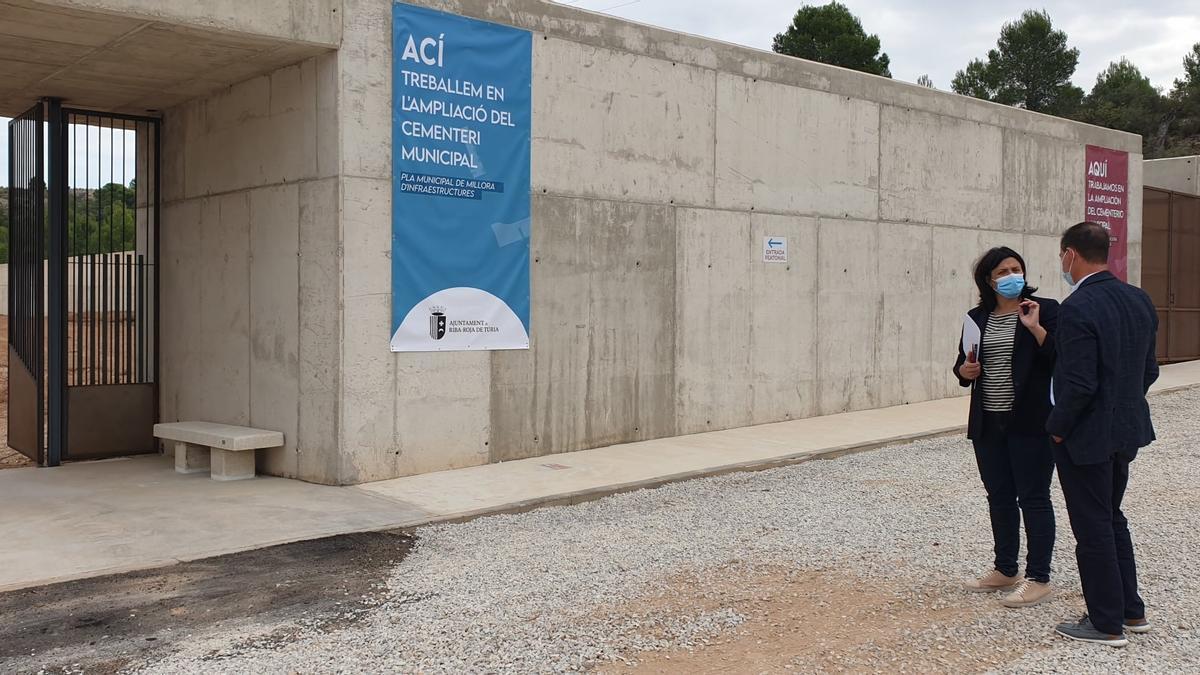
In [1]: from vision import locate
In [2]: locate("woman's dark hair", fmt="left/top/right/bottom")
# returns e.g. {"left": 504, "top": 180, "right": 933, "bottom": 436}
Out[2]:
{"left": 973, "top": 246, "right": 1038, "bottom": 312}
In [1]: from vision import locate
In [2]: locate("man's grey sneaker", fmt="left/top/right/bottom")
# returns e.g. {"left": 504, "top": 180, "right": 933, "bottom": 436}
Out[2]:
{"left": 1125, "top": 617, "right": 1152, "bottom": 634}
{"left": 1055, "top": 616, "right": 1129, "bottom": 648}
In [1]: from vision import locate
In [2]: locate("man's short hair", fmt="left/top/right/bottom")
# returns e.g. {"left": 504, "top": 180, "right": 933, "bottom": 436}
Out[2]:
{"left": 1061, "top": 221, "right": 1110, "bottom": 264}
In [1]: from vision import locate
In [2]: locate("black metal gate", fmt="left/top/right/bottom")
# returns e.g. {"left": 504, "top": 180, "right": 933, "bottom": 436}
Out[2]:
{"left": 61, "top": 109, "right": 160, "bottom": 461}
{"left": 7, "top": 103, "right": 46, "bottom": 463}
{"left": 1144, "top": 186, "right": 1200, "bottom": 364}
{"left": 5, "top": 100, "right": 159, "bottom": 466}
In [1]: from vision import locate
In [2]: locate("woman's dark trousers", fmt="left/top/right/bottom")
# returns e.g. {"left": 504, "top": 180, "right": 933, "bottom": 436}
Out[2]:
{"left": 972, "top": 412, "right": 1056, "bottom": 583}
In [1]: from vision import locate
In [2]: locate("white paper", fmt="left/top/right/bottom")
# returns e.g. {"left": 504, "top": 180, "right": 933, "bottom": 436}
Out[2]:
{"left": 961, "top": 313, "right": 981, "bottom": 361}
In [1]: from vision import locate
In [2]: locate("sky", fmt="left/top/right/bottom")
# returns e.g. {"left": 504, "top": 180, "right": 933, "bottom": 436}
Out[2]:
{"left": 0, "top": 123, "right": 138, "bottom": 189}
{"left": 556, "top": 0, "right": 1197, "bottom": 91}
{"left": 3, "top": 1, "right": 1196, "bottom": 185}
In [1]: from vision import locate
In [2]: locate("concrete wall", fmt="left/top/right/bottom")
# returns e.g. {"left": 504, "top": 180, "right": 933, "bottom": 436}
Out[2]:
{"left": 0, "top": 1, "right": 337, "bottom": 116}
{"left": 159, "top": 54, "right": 342, "bottom": 483}
{"left": 153, "top": 0, "right": 1142, "bottom": 485}
{"left": 325, "top": 0, "right": 1143, "bottom": 483}
{"left": 0, "top": 252, "right": 144, "bottom": 314}
{"left": 29, "top": 0, "right": 342, "bottom": 47}
{"left": 1146, "top": 156, "right": 1200, "bottom": 195}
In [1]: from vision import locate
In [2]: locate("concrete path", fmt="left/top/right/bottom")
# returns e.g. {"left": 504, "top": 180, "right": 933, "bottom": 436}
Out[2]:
{"left": 3, "top": 360, "right": 1198, "bottom": 592}
{"left": 0, "top": 457, "right": 432, "bottom": 591}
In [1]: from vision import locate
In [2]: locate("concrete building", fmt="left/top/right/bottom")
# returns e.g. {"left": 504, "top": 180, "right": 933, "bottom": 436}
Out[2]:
{"left": 3, "top": 0, "right": 1142, "bottom": 484}
{"left": 1146, "top": 156, "right": 1199, "bottom": 196}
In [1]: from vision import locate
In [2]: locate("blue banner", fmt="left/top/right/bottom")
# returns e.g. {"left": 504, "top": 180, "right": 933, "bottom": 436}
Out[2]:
{"left": 391, "top": 3, "right": 532, "bottom": 352}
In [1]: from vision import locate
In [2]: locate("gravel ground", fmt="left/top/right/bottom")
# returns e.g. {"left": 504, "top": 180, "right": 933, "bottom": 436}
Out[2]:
{"left": 0, "top": 446, "right": 32, "bottom": 470}
{"left": 132, "top": 388, "right": 1200, "bottom": 674}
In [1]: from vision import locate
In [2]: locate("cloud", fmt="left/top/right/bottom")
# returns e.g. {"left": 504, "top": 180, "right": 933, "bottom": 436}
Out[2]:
{"left": 562, "top": 0, "right": 1195, "bottom": 90}
{"left": 3, "top": 2, "right": 1195, "bottom": 183}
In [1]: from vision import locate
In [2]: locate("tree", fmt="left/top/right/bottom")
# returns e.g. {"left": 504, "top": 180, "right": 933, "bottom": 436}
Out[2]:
{"left": 951, "top": 59, "right": 998, "bottom": 100}
{"left": 1077, "top": 59, "right": 1166, "bottom": 153}
{"left": 1164, "top": 43, "right": 1200, "bottom": 156}
{"left": 68, "top": 182, "right": 137, "bottom": 256}
{"left": 917, "top": 74, "right": 935, "bottom": 89}
{"left": 772, "top": 2, "right": 891, "bottom": 78}
{"left": 1174, "top": 43, "right": 1200, "bottom": 101}
{"left": 952, "top": 10, "right": 1083, "bottom": 116}
{"left": 0, "top": 182, "right": 139, "bottom": 264}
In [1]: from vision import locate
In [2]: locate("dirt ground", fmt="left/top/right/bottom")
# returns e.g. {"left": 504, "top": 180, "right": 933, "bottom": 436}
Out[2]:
{"left": 0, "top": 318, "right": 30, "bottom": 470}
{"left": 4, "top": 550, "right": 1021, "bottom": 675}
{"left": 0, "top": 447, "right": 26, "bottom": 470}
{"left": 600, "top": 566, "right": 1018, "bottom": 675}
{"left": 0, "top": 531, "right": 416, "bottom": 674}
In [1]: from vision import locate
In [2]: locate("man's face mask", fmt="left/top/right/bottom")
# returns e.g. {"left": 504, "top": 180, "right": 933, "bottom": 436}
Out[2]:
{"left": 1060, "top": 249, "right": 1077, "bottom": 288}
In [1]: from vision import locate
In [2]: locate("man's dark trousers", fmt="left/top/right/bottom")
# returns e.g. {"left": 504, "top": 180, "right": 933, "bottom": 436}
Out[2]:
{"left": 1054, "top": 444, "right": 1145, "bottom": 635}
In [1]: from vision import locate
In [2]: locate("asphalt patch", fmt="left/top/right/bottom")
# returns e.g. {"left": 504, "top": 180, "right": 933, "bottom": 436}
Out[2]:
{"left": 0, "top": 530, "right": 415, "bottom": 673}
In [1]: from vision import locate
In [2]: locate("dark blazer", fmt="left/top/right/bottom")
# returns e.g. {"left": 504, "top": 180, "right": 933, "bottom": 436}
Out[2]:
{"left": 953, "top": 296, "right": 1060, "bottom": 440}
{"left": 1046, "top": 272, "right": 1159, "bottom": 465}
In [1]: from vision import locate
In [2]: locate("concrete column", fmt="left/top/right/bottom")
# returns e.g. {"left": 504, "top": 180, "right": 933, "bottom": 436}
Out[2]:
{"left": 210, "top": 449, "right": 256, "bottom": 481}
{"left": 174, "top": 441, "right": 209, "bottom": 474}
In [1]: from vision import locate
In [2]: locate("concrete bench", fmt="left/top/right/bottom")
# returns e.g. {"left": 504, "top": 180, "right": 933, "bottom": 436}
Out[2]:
{"left": 153, "top": 422, "right": 283, "bottom": 481}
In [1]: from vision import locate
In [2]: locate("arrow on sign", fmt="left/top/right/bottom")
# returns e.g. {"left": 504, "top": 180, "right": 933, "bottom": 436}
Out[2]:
{"left": 767, "top": 239, "right": 783, "bottom": 248}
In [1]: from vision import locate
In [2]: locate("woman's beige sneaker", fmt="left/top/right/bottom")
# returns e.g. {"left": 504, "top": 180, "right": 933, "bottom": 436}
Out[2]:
{"left": 1002, "top": 578, "right": 1054, "bottom": 607}
{"left": 965, "top": 569, "right": 1020, "bottom": 593}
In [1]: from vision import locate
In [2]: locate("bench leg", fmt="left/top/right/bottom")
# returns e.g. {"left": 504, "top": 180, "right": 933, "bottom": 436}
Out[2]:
{"left": 210, "top": 448, "right": 256, "bottom": 481}
{"left": 174, "top": 442, "right": 210, "bottom": 474}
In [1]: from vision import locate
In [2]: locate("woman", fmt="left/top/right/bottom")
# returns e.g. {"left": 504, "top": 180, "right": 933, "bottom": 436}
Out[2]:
{"left": 953, "top": 246, "right": 1059, "bottom": 608}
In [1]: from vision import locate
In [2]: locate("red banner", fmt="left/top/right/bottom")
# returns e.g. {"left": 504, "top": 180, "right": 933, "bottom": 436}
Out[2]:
{"left": 1084, "top": 145, "right": 1130, "bottom": 281}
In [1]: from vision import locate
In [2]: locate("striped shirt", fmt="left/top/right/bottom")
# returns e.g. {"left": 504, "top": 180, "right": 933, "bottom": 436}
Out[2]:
{"left": 980, "top": 312, "right": 1019, "bottom": 413}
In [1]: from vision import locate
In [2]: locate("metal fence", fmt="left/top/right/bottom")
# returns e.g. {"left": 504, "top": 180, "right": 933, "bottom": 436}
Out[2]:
{"left": 5, "top": 101, "right": 160, "bottom": 466}
{"left": 6, "top": 102, "right": 46, "bottom": 462}
{"left": 65, "top": 111, "right": 158, "bottom": 387}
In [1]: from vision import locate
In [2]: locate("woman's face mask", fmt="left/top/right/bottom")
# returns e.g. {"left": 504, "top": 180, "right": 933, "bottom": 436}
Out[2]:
{"left": 994, "top": 273, "right": 1026, "bottom": 300}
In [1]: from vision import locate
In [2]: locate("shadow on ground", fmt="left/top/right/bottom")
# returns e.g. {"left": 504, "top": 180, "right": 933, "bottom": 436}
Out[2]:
{"left": 0, "top": 530, "right": 415, "bottom": 674}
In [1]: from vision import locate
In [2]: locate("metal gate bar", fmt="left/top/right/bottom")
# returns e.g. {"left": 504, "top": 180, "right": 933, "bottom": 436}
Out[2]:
{"left": 48, "top": 100, "right": 67, "bottom": 465}
{"left": 7, "top": 102, "right": 46, "bottom": 463}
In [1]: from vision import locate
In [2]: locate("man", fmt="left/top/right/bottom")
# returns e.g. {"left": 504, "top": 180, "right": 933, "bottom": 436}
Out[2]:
{"left": 1047, "top": 221, "right": 1159, "bottom": 648}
